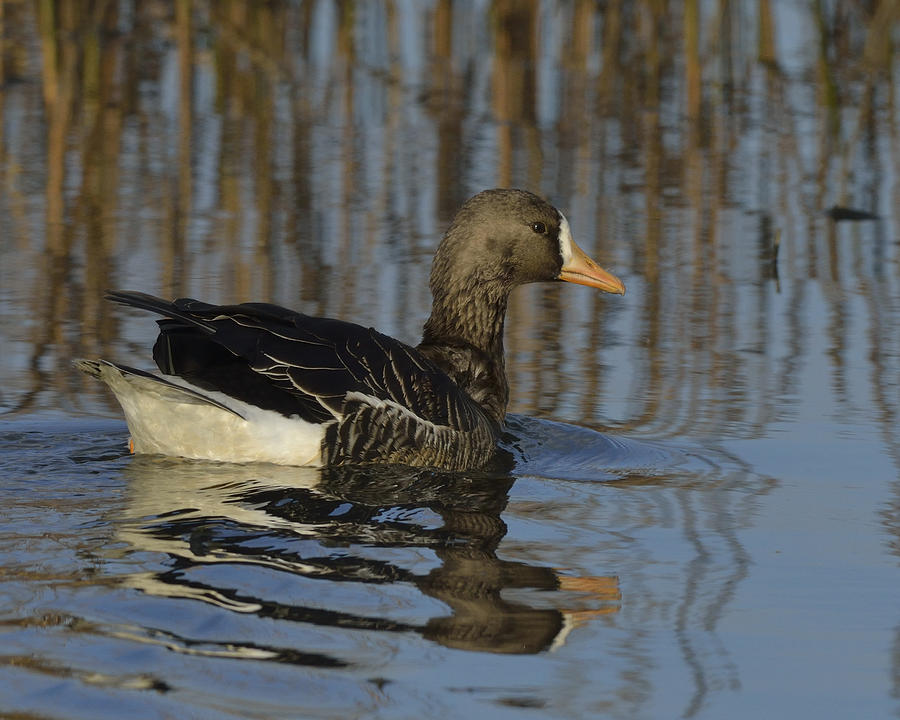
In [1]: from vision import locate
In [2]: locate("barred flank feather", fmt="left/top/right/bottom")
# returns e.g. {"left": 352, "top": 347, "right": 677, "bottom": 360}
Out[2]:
{"left": 324, "top": 393, "right": 496, "bottom": 468}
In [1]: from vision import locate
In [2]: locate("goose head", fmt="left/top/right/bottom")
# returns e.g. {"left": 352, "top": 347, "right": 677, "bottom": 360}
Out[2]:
{"left": 420, "top": 189, "right": 624, "bottom": 423}
{"left": 426, "top": 189, "right": 624, "bottom": 329}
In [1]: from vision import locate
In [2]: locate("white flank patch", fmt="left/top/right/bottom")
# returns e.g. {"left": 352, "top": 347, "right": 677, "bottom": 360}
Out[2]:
{"left": 97, "top": 364, "right": 325, "bottom": 466}
{"left": 558, "top": 213, "right": 574, "bottom": 265}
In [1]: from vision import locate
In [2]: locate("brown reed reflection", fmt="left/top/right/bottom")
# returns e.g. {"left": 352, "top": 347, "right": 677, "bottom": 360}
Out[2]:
{"left": 2, "top": 1, "right": 899, "bottom": 714}
{"left": 0, "top": 0, "right": 894, "bottom": 434}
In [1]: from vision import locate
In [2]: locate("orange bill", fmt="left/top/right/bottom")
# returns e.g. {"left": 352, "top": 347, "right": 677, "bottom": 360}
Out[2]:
{"left": 558, "top": 238, "right": 625, "bottom": 295}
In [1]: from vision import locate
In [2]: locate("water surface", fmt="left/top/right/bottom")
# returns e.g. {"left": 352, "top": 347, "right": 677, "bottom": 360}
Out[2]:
{"left": 1, "top": 2, "right": 899, "bottom": 718}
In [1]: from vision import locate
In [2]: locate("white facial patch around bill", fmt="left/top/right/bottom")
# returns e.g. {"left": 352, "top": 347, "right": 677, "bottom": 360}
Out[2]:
{"left": 558, "top": 213, "right": 574, "bottom": 266}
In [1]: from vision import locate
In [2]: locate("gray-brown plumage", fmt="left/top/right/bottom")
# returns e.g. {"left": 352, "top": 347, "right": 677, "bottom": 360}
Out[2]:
{"left": 81, "top": 189, "right": 625, "bottom": 470}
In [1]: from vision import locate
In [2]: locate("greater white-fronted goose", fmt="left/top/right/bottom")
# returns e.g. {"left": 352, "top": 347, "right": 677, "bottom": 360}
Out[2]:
{"left": 77, "top": 189, "right": 624, "bottom": 469}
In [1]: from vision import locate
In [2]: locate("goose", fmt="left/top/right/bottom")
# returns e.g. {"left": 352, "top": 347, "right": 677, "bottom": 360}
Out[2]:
{"left": 77, "top": 189, "right": 624, "bottom": 470}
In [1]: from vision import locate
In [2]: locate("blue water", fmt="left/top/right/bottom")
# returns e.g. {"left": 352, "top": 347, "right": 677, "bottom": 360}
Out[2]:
{"left": 2, "top": 2, "right": 899, "bottom": 718}
{"left": 3, "top": 409, "right": 894, "bottom": 718}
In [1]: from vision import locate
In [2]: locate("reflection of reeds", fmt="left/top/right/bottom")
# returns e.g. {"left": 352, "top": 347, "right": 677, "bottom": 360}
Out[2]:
{"left": 0, "top": 0, "right": 894, "bottom": 435}
{"left": 0, "top": 17, "right": 893, "bottom": 432}
{"left": 0, "top": 0, "right": 894, "bottom": 438}
{"left": 2, "top": 0, "right": 899, "bottom": 710}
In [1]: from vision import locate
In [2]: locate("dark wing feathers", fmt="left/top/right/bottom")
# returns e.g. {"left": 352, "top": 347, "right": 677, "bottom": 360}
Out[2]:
{"left": 106, "top": 291, "right": 497, "bottom": 466}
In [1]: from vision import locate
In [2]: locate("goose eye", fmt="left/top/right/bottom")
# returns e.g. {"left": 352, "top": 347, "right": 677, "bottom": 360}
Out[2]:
{"left": 531, "top": 221, "right": 547, "bottom": 234}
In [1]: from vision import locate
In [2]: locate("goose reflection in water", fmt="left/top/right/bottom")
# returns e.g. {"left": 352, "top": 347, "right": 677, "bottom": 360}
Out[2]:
{"left": 115, "top": 457, "right": 620, "bottom": 659}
